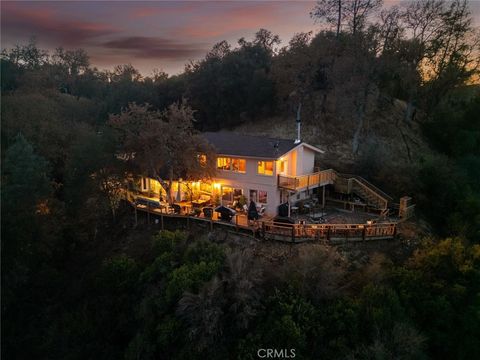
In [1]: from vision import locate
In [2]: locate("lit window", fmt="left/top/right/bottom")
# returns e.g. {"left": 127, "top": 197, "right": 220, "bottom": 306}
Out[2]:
{"left": 222, "top": 186, "right": 233, "bottom": 202}
{"left": 231, "top": 158, "right": 246, "bottom": 173}
{"left": 258, "top": 191, "right": 268, "bottom": 204}
{"left": 221, "top": 186, "right": 242, "bottom": 204}
{"left": 217, "top": 157, "right": 246, "bottom": 173}
{"left": 257, "top": 161, "right": 273, "bottom": 176}
{"left": 198, "top": 154, "right": 207, "bottom": 166}
{"left": 200, "top": 182, "right": 212, "bottom": 193}
{"left": 249, "top": 189, "right": 258, "bottom": 203}
{"left": 217, "top": 157, "right": 231, "bottom": 170}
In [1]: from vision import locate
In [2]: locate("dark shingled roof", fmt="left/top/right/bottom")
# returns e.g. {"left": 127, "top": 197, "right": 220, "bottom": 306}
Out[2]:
{"left": 203, "top": 131, "right": 299, "bottom": 159}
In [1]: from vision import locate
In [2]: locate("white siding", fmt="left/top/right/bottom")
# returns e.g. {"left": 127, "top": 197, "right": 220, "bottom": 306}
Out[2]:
{"left": 301, "top": 147, "right": 316, "bottom": 174}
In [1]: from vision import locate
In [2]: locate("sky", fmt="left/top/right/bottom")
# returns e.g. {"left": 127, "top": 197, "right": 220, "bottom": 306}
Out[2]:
{"left": 2, "top": 0, "right": 480, "bottom": 76}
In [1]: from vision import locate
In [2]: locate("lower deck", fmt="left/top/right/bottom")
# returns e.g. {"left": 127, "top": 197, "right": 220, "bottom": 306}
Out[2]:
{"left": 127, "top": 192, "right": 397, "bottom": 243}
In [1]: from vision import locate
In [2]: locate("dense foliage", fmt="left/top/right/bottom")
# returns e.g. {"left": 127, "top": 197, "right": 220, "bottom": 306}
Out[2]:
{"left": 2, "top": 0, "right": 480, "bottom": 358}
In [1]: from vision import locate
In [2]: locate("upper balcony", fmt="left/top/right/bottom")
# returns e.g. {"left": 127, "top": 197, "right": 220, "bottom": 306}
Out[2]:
{"left": 278, "top": 169, "right": 336, "bottom": 191}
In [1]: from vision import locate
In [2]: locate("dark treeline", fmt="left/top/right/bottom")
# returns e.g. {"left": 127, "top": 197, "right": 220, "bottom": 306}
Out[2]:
{"left": 1, "top": 0, "right": 480, "bottom": 359}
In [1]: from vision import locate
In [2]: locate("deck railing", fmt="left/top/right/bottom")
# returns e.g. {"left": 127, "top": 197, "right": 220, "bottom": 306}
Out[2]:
{"left": 263, "top": 221, "right": 397, "bottom": 242}
{"left": 335, "top": 173, "right": 393, "bottom": 202}
{"left": 125, "top": 191, "right": 397, "bottom": 242}
{"left": 278, "top": 169, "right": 336, "bottom": 191}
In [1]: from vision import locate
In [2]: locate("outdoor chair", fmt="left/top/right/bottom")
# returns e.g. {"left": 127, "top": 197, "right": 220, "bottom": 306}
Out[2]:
{"left": 192, "top": 194, "right": 211, "bottom": 207}
{"left": 172, "top": 204, "right": 182, "bottom": 214}
{"left": 258, "top": 206, "right": 266, "bottom": 217}
{"left": 203, "top": 207, "right": 213, "bottom": 218}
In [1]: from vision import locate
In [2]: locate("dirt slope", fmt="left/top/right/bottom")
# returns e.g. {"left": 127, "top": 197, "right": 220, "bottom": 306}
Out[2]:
{"left": 233, "top": 99, "right": 434, "bottom": 197}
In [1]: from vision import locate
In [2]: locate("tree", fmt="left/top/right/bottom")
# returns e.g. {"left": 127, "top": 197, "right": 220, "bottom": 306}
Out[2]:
{"left": 109, "top": 101, "right": 216, "bottom": 203}
{"left": 397, "top": 0, "right": 479, "bottom": 120}
{"left": 253, "top": 28, "right": 281, "bottom": 53}
{"left": 311, "top": 0, "right": 382, "bottom": 36}
{"left": 1, "top": 134, "right": 53, "bottom": 352}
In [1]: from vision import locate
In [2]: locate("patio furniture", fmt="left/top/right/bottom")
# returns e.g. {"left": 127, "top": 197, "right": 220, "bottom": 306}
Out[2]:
{"left": 203, "top": 207, "right": 213, "bottom": 218}
{"left": 172, "top": 203, "right": 182, "bottom": 214}
{"left": 258, "top": 205, "right": 266, "bottom": 217}
{"left": 215, "top": 205, "right": 236, "bottom": 222}
{"left": 192, "top": 194, "right": 211, "bottom": 207}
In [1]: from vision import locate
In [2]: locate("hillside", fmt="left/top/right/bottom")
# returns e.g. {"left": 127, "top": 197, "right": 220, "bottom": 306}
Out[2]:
{"left": 234, "top": 99, "right": 434, "bottom": 197}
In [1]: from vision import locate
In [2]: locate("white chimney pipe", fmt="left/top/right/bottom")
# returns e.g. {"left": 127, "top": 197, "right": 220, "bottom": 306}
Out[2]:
{"left": 294, "top": 102, "right": 302, "bottom": 144}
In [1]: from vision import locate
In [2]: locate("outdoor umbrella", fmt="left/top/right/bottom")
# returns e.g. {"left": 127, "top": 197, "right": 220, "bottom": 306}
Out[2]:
{"left": 176, "top": 182, "right": 182, "bottom": 202}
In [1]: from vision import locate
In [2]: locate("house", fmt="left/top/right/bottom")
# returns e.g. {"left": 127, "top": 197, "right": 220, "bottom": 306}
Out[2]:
{"left": 138, "top": 131, "right": 334, "bottom": 216}
{"left": 203, "top": 131, "right": 329, "bottom": 216}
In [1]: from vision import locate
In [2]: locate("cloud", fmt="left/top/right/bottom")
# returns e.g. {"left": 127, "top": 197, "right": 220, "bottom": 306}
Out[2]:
{"left": 102, "top": 36, "right": 207, "bottom": 59}
{"left": 131, "top": 3, "right": 197, "bottom": 19}
{"left": 170, "top": 1, "right": 312, "bottom": 39}
{"left": 1, "top": 2, "right": 118, "bottom": 46}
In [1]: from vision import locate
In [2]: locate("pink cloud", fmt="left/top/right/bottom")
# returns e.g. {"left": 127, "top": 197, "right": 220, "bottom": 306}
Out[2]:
{"left": 2, "top": 1, "right": 118, "bottom": 46}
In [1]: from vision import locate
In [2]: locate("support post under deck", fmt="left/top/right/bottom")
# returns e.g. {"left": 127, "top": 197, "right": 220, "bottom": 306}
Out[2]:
{"left": 322, "top": 186, "right": 326, "bottom": 209}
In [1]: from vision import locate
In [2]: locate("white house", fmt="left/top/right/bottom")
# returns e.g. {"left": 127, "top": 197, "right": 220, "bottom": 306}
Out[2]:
{"left": 202, "top": 132, "right": 331, "bottom": 216}
{"left": 138, "top": 131, "right": 336, "bottom": 216}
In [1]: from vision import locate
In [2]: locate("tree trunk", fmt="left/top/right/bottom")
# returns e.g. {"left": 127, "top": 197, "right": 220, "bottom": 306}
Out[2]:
{"left": 404, "top": 93, "right": 416, "bottom": 123}
{"left": 336, "top": 0, "right": 342, "bottom": 37}
{"left": 352, "top": 86, "right": 369, "bottom": 155}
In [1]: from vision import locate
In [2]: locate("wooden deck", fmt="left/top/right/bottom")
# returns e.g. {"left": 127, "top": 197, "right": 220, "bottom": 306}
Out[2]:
{"left": 126, "top": 192, "right": 397, "bottom": 243}
{"left": 278, "top": 168, "right": 336, "bottom": 191}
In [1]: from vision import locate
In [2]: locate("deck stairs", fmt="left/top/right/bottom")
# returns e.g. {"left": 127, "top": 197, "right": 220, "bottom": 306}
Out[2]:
{"left": 333, "top": 173, "right": 393, "bottom": 211}
{"left": 278, "top": 169, "right": 394, "bottom": 212}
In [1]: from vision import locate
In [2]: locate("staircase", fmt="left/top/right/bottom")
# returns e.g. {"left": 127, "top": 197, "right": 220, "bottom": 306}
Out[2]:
{"left": 333, "top": 173, "right": 393, "bottom": 211}
{"left": 277, "top": 169, "right": 395, "bottom": 213}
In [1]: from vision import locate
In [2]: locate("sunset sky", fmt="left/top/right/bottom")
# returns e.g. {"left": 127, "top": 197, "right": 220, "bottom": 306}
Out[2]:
{"left": 2, "top": 1, "right": 479, "bottom": 76}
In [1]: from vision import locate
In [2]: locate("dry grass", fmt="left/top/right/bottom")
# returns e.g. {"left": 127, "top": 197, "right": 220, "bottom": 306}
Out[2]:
{"left": 233, "top": 99, "right": 434, "bottom": 197}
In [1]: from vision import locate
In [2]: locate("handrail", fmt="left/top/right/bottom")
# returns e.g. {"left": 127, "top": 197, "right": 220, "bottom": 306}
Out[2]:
{"left": 278, "top": 169, "right": 336, "bottom": 190}
{"left": 263, "top": 220, "right": 397, "bottom": 240}
{"left": 350, "top": 178, "right": 389, "bottom": 209}
{"left": 336, "top": 172, "right": 393, "bottom": 201}
{"left": 126, "top": 190, "right": 397, "bottom": 241}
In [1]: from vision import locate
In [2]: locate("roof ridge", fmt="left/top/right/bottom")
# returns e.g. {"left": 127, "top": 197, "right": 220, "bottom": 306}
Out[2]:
{"left": 203, "top": 131, "right": 295, "bottom": 142}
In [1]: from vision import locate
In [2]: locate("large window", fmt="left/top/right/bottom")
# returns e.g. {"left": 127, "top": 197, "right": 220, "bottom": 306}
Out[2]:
{"left": 258, "top": 190, "right": 268, "bottom": 204}
{"left": 217, "top": 157, "right": 246, "bottom": 173}
{"left": 249, "top": 189, "right": 268, "bottom": 204}
{"left": 222, "top": 186, "right": 243, "bottom": 204}
{"left": 249, "top": 189, "right": 258, "bottom": 203}
{"left": 232, "top": 158, "right": 246, "bottom": 172}
{"left": 257, "top": 161, "right": 274, "bottom": 176}
{"left": 217, "top": 157, "right": 231, "bottom": 171}
{"left": 200, "top": 182, "right": 212, "bottom": 194}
